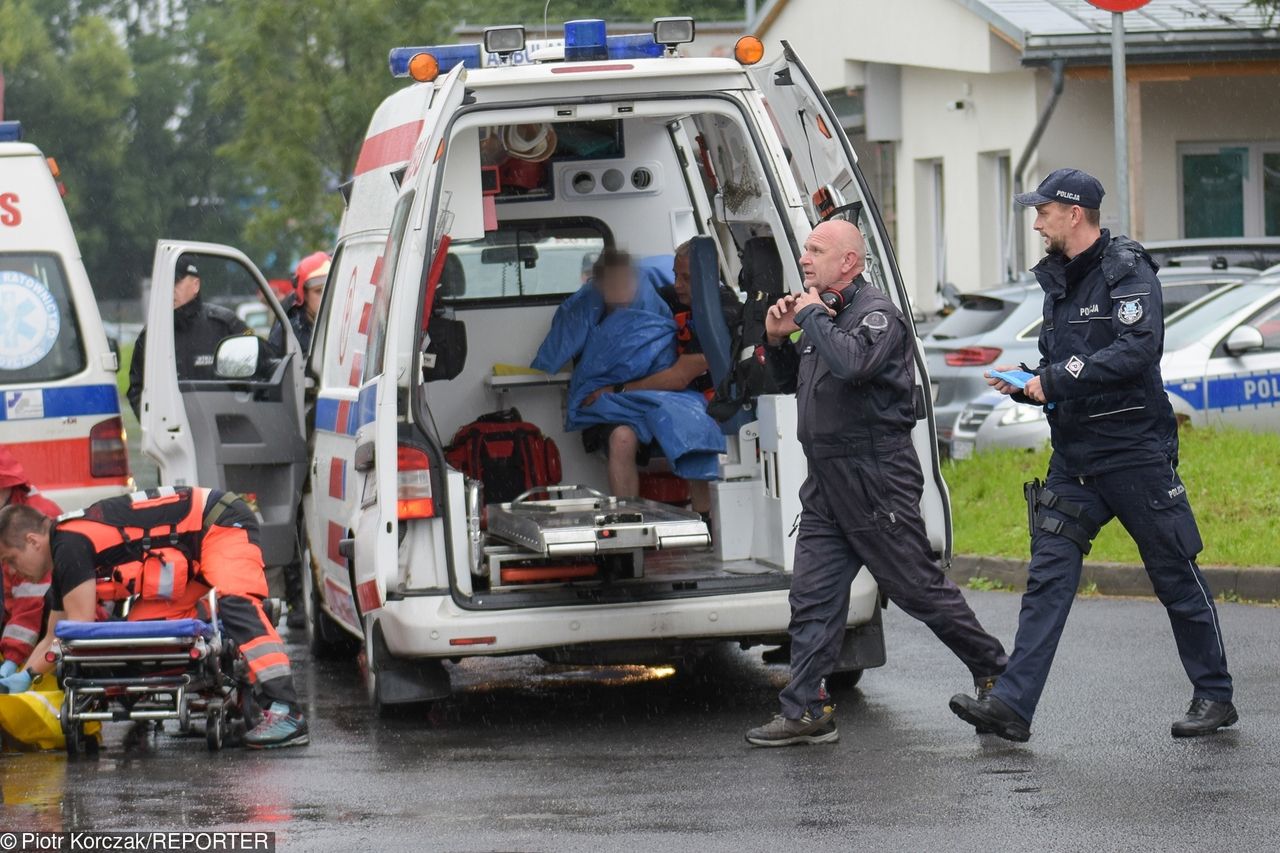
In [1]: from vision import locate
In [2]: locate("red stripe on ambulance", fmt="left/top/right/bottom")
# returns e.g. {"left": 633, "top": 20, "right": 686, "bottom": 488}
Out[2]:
{"left": 352, "top": 121, "right": 424, "bottom": 177}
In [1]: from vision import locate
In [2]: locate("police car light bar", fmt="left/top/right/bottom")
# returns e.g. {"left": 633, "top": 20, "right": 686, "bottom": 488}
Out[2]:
{"left": 653, "top": 17, "right": 695, "bottom": 52}
{"left": 484, "top": 25, "right": 525, "bottom": 57}
{"left": 388, "top": 44, "right": 483, "bottom": 78}
{"left": 0, "top": 121, "right": 22, "bottom": 142}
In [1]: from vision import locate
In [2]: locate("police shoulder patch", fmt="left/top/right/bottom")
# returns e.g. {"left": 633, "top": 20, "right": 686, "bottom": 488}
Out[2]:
{"left": 860, "top": 311, "right": 889, "bottom": 331}
{"left": 1117, "top": 298, "right": 1144, "bottom": 325}
{"left": 1064, "top": 355, "right": 1085, "bottom": 379}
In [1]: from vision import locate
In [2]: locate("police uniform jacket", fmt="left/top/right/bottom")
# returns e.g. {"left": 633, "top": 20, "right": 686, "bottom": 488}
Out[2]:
{"left": 126, "top": 296, "right": 251, "bottom": 417}
{"left": 764, "top": 276, "right": 917, "bottom": 454}
{"left": 1022, "top": 230, "right": 1177, "bottom": 476}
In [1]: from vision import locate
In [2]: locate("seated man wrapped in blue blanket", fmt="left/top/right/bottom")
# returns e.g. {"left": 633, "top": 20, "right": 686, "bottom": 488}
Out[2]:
{"left": 531, "top": 248, "right": 725, "bottom": 499}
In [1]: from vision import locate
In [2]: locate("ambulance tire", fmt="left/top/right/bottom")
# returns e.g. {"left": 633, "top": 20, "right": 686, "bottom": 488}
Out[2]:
{"left": 825, "top": 669, "right": 864, "bottom": 692}
{"left": 306, "top": 559, "right": 359, "bottom": 660}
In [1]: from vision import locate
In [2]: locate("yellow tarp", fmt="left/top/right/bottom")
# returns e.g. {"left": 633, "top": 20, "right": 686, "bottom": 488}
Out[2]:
{"left": 0, "top": 673, "right": 100, "bottom": 751}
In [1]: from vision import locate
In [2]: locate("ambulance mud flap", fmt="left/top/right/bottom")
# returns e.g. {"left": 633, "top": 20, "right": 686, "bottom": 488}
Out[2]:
{"left": 832, "top": 606, "right": 887, "bottom": 672}
{"left": 366, "top": 620, "right": 452, "bottom": 706}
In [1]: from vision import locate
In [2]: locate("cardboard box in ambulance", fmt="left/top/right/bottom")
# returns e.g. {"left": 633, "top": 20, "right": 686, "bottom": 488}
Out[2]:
{"left": 144, "top": 22, "right": 953, "bottom": 714}
{"left": 0, "top": 122, "right": 131, "bottom": 510}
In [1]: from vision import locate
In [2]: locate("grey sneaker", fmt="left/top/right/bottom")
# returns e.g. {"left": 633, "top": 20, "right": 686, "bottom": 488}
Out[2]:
{"left": 745, "top": 707, "right": 838, "bottom": 747}
{"left": 244, "top": 702, "right": 310, "bottom": 749}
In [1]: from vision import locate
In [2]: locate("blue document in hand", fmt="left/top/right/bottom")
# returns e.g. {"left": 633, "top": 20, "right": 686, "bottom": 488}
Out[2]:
{"left": 988, "top": 369, "right": 1035, "bottom": 389}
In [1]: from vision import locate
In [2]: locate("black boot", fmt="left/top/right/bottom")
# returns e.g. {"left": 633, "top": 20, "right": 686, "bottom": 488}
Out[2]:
{"left": 283, "top": 562, "right": 306, "bottom": 630}
{"left": 1171, "top": 698, "right": 1238, "bottom": 738}
{"left": 970, "top": 674, "right": 1001, "bottom": 735}
{"left": 949, "top": 693, "right": 1031, "bottom": 743}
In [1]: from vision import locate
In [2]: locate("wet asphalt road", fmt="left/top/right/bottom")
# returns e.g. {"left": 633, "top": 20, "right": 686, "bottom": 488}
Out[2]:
{"left": 1, "top": 590, "right": 1277, "bottom": 852}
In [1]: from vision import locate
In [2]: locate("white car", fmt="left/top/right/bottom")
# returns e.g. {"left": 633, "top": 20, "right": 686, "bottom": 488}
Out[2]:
{"left": 138, "top": 19, "right": 954, "bottom": 712}
{"left": 953, "top": 277, "right": 1280, "bottom": 455}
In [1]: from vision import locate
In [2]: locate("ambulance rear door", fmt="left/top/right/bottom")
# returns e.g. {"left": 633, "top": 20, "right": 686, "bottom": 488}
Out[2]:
{"left": 748, "top": 41, "right": 954, "bottom": 560}
{"left": 350, "top": 64, "right": 468, "bottom": 628}
{"left": 140, "top": 240, "right": 306, "bottom": 568}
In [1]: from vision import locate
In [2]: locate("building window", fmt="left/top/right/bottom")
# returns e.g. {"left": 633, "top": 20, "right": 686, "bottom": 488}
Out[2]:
{"left": 1180, "top": 142, "right": 1280, "bottom": 238}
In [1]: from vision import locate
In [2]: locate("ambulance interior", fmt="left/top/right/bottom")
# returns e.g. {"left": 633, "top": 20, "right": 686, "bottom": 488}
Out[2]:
{"left": 417, "top": 103, "right": 820, "bottom": 600}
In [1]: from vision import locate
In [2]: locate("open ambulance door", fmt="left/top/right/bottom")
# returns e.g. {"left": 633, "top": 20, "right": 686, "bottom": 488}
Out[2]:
{"left": 350, "top": 65, "right": 468, "bottom": 707}
{"left": 749, "top": 42, "right": 954, "bottom": 561}
{"left": 140, "top": 240, "right": 307, "bottom": 569}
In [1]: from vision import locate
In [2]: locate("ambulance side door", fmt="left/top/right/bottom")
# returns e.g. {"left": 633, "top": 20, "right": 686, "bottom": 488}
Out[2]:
{"left": 748, "top": 41, "right": 954, "bottom": 560}
{"left": 140, "top": 240, "right": 306, "bottom": 568}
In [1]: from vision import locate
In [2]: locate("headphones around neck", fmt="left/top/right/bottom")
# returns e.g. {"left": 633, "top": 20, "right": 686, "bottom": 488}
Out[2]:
{"left": 818, "top": 280, "right": 859, "bottom": 312}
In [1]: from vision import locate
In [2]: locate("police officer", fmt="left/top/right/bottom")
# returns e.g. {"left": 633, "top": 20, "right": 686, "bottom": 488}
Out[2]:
{"left": 745, "top": 220, "right": 1008, "bottom": 747}
{"left": 949, "top": 169, "right": 1235, "bottom": 742}
{"left": 127, "top": 256, "right": 252, "bottom": 418}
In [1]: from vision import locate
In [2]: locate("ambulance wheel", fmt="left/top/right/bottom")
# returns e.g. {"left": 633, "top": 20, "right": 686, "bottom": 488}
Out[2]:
{"left": 206, "top": 703, "right": 225, "bottom": 752}
{"left": 825, "top": 669, "right": 864, "bottom": 692}
{"left": 306, "top": 561, "right": 359, "bottom": 660}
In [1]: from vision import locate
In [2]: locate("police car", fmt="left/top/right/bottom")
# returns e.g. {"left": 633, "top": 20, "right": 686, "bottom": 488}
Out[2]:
{"left": 952, "top": 276, "right": 1280, "bottom": 455}
{"left": 0, "top": 121, "right": 131, "bottom": 510}
{"left": 138, "top": 19, "right": 951, "bottom": 712}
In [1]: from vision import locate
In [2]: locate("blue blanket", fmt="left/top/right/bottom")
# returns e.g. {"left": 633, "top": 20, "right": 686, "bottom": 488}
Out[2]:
{"left": 531, "top": 273, "right": 725, "bottom": 481}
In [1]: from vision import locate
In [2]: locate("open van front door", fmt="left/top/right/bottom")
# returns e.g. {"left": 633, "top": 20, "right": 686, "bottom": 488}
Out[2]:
{"left": 749, "top": 42, "right": 954, "bottom": 560}
{"left": 139, "top": 240, "right": 307, "bottom": 568}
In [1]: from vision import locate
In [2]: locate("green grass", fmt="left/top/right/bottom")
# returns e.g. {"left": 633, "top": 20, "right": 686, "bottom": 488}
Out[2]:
{"left": 966, "top": 576, "right": 1016, "bottom": 592}
{"left": 116, "top": 341, "right": 133, "bottom": 398}
{"left": 947, "top": 428, "right": 1280, "bottom": 568}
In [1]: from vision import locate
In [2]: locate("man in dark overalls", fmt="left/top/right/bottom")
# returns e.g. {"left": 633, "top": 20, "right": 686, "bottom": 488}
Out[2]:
{"left": 950, "top": 169, "right": 1236, "bottom": 742}
{"left": 745, "top": 220, "right": 1007, "bottom": 747}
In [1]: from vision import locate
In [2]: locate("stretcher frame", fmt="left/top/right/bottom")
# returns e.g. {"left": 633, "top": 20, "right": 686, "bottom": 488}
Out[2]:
{"left": 54, "top": 589, "right": 252, "bottom": 755}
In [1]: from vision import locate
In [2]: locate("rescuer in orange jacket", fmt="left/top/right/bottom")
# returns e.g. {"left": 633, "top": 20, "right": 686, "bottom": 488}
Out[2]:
{"left": 0, "top": 486, "right": 308, "bottom": 749}
{"left": 0, "top": 447, "right": 61, "bottom": 678}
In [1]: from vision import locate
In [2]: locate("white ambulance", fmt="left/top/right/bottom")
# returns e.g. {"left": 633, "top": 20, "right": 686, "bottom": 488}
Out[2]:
{"left": 0, "top": 122, "right": 131, "bottom": 510}
{"left": 141, "top": 20, "right": 952, "bottom": 712}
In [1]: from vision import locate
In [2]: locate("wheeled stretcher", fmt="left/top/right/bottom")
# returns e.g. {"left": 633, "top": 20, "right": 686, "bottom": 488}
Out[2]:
{"left": 53, "top": 590, "right": 256, "bottom": 755}
{"left": 482, "top": 486, "right": 710, "bottom": 586}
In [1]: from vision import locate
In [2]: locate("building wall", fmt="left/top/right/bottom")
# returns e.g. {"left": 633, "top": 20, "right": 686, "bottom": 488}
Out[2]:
{"left": 895, "top": 65, "right": 1039, "bottom": 307}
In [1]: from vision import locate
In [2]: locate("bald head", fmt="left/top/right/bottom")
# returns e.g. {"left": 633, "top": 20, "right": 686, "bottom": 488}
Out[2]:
{"left": 800, "top": 220, "right": 866, "bottom": 290}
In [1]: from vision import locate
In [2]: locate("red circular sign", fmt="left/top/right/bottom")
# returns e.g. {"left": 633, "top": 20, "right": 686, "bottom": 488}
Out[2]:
{"left": 1086, "top": 0, "right": 1152, "bottom": 11}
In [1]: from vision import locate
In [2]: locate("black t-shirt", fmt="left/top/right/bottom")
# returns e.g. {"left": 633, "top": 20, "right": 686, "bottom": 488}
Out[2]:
{"left": 47, "top": 529, "right": 98, "bottom": 611}
{"left": 657, "top": 285, "right": 742, "bottom": 393}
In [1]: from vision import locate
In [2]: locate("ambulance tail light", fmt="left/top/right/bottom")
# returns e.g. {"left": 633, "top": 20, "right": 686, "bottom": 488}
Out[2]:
{"left": 89, "top": 417, "right": 130, "bottom": 478}
{"left": 0, "top": 121, "right": 22, "bottom": 142}
{"left": 396, "top": 444, "right": 436, "bottom": 519}
{"left": 388, "top": 44, "right": 482, "bottom": 79}
{"left": 944, "top": 346, "right": 1003, "bottom": 367}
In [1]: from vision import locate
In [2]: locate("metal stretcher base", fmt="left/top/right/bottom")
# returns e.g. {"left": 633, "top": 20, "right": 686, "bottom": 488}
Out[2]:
{"left": 487, "top": 486, "right": 710, "bottom": 558}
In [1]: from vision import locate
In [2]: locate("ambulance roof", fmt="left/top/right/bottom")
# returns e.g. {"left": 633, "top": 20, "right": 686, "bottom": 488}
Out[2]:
{"left": 0, "top": 143, "right": 46, "bottom": 159}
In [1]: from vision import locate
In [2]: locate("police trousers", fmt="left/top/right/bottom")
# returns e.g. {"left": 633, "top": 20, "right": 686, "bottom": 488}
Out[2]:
{"left": 991, "top": 462, "right": 1232, "bottom": 724}
{"left": 780, "top": 441, "right": 1008, "bottom": 719}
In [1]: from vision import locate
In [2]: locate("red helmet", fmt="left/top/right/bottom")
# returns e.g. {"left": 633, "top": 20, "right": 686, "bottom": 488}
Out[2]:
{"left": 293, "top": 251, "right": 332, "bottom": 301}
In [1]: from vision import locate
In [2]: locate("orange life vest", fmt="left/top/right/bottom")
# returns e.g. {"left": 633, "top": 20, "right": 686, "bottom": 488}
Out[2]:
{"left": 56, "top": 487, "right": 237, "bottom": 603}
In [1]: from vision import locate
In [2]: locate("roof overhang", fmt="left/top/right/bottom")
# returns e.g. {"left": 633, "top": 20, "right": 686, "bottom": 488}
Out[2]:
{"left": 1022, "top": 27, "right": 1280, "bottom": 66}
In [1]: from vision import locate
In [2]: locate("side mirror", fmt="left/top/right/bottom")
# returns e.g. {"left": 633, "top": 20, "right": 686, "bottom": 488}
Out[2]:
{"left": 215, "top": 335, "right": 260, "bottom": 379}
{"left": 1223, "top": 325, "right": 1264, "bottom": 357}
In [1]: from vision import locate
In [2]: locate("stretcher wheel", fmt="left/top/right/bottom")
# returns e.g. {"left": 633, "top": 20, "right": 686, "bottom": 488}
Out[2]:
{"left": 206, "top": 701, "right": 225, "bottom": 752}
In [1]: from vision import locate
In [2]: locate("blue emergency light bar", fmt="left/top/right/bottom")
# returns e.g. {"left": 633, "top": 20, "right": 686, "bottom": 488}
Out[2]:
{"left": 388, "top": 43, "right": 483, "bottom": 78}
{"left": 0, "top": 121, "right": 23, "bottom": 142}
{"left": 389, "top": 18, "right": 668, "bottom": 78}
